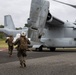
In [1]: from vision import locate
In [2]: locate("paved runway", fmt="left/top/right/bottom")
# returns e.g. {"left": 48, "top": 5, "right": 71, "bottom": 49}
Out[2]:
{"left": 0, "top": 48, "right": 76, "bottom": 75}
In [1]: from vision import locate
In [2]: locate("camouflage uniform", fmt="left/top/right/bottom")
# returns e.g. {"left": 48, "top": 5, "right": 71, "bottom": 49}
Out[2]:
{"left": 5, "top": 35, "right": 14, "bottom": 57}
{"left": 14, "top": 34, "right": 30, "bottom": 68}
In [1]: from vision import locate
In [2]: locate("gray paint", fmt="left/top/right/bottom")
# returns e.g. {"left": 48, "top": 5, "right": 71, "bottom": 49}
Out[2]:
{"left": 28, "top": 0, "right": 76, "bottom": 48}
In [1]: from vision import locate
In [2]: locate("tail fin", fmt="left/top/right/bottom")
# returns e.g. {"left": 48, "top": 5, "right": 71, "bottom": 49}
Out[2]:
{"left": 4, "top": 15, "right": 15, "bottom": 30}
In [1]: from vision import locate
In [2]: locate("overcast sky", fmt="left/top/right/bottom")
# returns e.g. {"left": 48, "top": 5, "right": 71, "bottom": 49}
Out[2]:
{"left": 0, "top": 0, "right": 76, "bottom": 28}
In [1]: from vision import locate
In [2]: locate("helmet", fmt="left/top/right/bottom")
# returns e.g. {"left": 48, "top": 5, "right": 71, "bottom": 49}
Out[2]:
{"left": 6, "top": 37, "right": 9, "bottom": 39}
{"left": 21, "top": 32, "right": 26, "bottom": 36}
{"left": 16, "top": 33, "right": 20, "bottom": 38}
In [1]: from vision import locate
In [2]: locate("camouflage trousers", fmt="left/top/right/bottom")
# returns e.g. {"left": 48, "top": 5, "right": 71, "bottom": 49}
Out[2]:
{"left": 17, "top": 50, "right": 27, "bottom": 67}
{"left": 8, "top": 46, "right": 13, "bottom": 56}
{"left": 18, "top": 56, "right": 26, "bottom": 67}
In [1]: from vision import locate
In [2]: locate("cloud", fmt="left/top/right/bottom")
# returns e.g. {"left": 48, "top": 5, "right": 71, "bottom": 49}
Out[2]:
{"left": 49, "top": 0, "right": 76, "bottom": 22}
{"left": 0, "top": 0, "right": 31, "bottom": 28}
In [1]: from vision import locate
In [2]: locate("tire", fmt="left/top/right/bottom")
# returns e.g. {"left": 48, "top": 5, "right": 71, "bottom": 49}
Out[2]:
{"left": 39, "top": 45, "right": 43, "bottom": 51}
{"left": 50, "top": 47, "right": 55, "bottom": 51}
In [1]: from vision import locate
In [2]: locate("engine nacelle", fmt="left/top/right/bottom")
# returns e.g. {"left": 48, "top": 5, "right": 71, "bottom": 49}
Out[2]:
{"left": 28, "top": 0, "right": 50, "bottom": 42}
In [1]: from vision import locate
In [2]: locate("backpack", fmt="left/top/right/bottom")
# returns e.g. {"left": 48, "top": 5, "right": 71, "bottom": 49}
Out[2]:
{"left": 8, "top": 37, "right": 13, "bottom": 46}
{"left": 19, "top": 37, "right": 27, "bottom": 50}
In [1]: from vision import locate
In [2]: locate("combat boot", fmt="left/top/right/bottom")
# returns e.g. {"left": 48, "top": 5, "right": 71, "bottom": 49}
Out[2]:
{"left": 24, "top": 63, "right": 26, "bottom": 67}
{"left": 20, "top": 63, "right": 24, "bottom": 68}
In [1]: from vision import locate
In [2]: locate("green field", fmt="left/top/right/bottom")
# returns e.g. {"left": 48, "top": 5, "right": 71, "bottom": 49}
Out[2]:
{"left": 0, "top": 39, "right": 8, "bottom": 48}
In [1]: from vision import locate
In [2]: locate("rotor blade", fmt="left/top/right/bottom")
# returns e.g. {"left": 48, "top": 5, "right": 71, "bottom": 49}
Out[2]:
{"left": 53, "top": 0, "right": 76, "bottom": 9}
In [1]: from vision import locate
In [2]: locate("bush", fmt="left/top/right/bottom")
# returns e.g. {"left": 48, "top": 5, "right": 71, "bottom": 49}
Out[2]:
{"left": 0, "top": 33, "right": 5, "bottom": 40}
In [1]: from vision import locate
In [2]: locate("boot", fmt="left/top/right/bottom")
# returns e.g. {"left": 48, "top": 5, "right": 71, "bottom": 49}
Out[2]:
{"left": 20, "top": 63, "right": 24, "bottom": 68}
{"left": 24, "top": 63, "right": 26, "bottom": 67}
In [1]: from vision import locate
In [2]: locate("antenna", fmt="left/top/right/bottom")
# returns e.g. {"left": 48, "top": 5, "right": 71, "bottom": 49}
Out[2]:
{"left": 52, "top": 0, "right": 76, "bottom": 9}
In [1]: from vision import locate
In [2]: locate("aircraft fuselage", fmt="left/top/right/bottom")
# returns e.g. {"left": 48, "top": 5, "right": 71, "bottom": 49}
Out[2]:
{"left": 41, "top": 22, "right": 76, "bottom": 47}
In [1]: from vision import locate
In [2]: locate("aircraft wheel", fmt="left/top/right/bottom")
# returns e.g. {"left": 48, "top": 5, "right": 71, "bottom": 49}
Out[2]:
{"left": 50, "top": 47, "right": 55, "bottom": 51}
{"left": 35, "top": 48, "right": 39, "bottom": 51}
{"left": 39, "top": 45, "right": 43, "bottom": 51}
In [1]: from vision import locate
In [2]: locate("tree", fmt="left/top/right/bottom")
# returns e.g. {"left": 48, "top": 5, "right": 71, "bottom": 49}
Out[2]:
{"left": 0, "top": 32, "right": 5, "bottom": 39}
{"left": 0, "top": 25, "right": 4, "bottom": 28}
{"left": 24, "top": 24, "right": 29, "bottom": 27}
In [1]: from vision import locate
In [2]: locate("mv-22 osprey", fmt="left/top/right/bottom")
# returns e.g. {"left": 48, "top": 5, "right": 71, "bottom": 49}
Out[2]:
{"left": 27, "top": 0, "right": 76, "bottom": 51}
{"left": 0, "top": 15, "right": 28, "bottom": 37}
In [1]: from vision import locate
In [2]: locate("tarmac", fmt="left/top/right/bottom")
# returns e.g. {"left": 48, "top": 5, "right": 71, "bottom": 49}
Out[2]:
{"left": 0, "top": 49, "right": 76, "bottom": 75}
{"left": 0, "top": 53, "right": 76, "bottom": 75}
{"left": 0, "top": 56, "right": 54, "bottom": 75}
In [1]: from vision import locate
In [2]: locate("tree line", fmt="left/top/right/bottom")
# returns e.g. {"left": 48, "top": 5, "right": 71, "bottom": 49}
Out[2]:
{"left": 0, "top": 24, "right": 29, "bottom": 39}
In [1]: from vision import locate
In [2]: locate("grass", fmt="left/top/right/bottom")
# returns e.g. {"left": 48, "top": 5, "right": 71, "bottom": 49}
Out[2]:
{"left": 0, "top": 39, "right": 17, "bottom": 50}
{"left": 0, "top": 39, "right": 8, "bottom": 48}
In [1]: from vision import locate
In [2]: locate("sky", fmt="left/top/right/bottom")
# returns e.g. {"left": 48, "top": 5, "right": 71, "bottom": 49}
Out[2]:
{"left": 0, "top": 0, "right": 76, "bottom": 28}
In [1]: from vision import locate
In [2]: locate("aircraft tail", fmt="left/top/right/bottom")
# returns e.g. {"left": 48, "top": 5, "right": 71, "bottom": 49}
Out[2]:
{"left": 4, "top": 15, "right": 15, "bottom": 30}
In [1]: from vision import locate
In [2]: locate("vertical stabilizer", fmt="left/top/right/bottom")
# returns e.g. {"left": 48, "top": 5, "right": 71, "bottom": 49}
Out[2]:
{"left": 4, "top": 15, "right": 15, "bottom": 30}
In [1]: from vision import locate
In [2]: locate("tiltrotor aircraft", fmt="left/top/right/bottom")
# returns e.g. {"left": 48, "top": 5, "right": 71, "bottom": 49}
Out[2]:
{"left": 0, "top": 15, "right": 28, "bottom": 37}
{"left": 27, "top": 0, "right": 76, "bottom": 51}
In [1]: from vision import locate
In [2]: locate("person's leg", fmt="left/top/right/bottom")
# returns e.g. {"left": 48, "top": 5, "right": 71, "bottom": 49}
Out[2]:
{"left": 17, "top": 51, "right": 24, "bottom": 68}
{"left": 18, "top": 56, "right": 24, "bottom": 68}
{"left": 10, "top": 46, "right": 13, "bottom": 56}
{"left": 8, "top": 46, "right": 11, "bottom": 57}
{"left": 23, "top": 57, "right": 26, "bottom": 67}
{"left": 22, "top": 50, "right": 27, "bottom": 67}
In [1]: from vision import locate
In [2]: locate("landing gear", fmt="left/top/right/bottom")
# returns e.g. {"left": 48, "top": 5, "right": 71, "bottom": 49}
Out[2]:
{"left": 50, "top": 47, "right": 56, "bottom": 51}
{"left": 39, "top": 45, "right": 43, "bottom": 51}
{"left": 35, "top": 45, "right": 43, "bottom": 51}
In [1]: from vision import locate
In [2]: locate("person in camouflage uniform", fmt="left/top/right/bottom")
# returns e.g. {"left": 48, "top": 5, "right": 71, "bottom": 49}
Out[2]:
{"left": 14, "top": 32, "right": 30, "bottom": 68}
{"left": 5, "top": 35, "right": 14, "bottom": 57}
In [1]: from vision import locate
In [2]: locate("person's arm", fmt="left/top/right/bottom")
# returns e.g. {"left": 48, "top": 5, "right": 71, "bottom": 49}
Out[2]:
{"left": 5, "top": 39, "right": 8, "bottom": 43}
{"left": 27, "top": 38, "right": 31, "bottom": 44}
{"left": 13, "top": 39, "right": 19, "bottom": 45}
